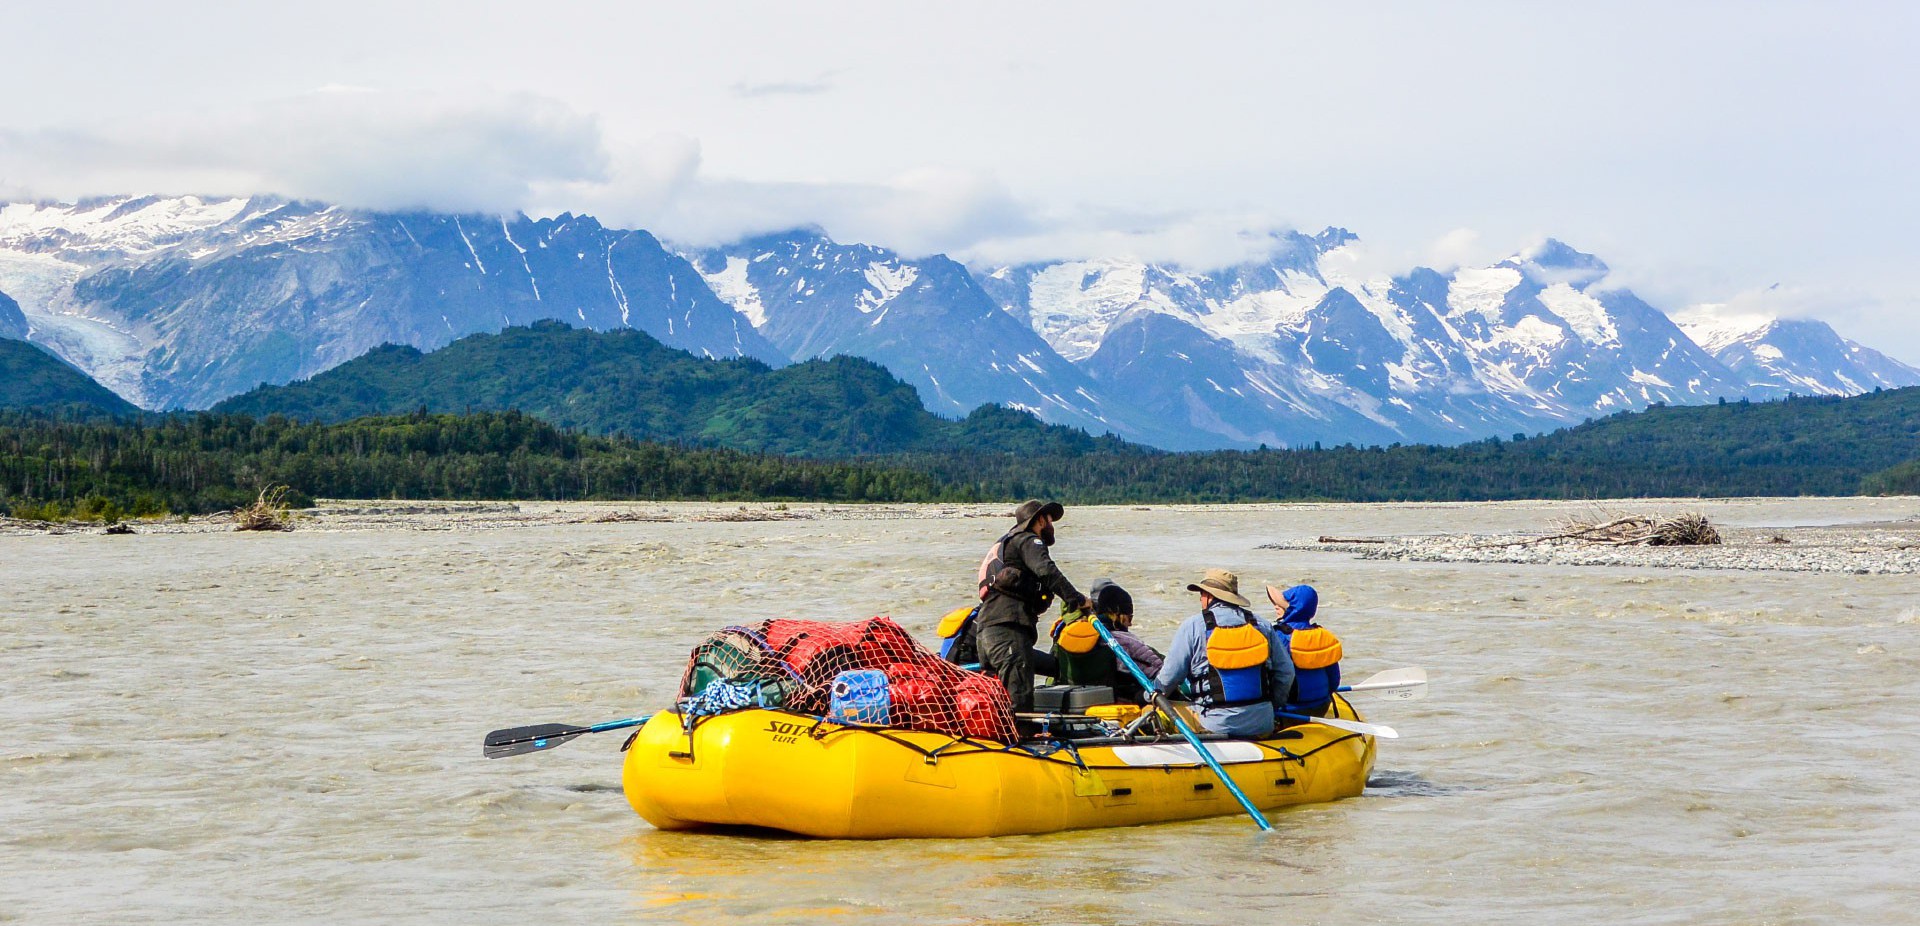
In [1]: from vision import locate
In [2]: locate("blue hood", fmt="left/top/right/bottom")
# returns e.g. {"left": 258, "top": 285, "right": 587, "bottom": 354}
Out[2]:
{"left": 1279, "top": 585, "right": 1318, "bottom": 628}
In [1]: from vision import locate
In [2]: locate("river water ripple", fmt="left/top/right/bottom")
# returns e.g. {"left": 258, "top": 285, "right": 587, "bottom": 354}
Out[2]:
{"left": 4, "top": 498, "right": 1917, "bottom": 925}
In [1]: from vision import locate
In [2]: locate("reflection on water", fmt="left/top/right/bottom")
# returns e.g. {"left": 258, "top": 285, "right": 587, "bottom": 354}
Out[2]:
{"left": 1364, "top": 768, "right": 1458, "bottom": 797}
{"left": 3, "top": 497, "right": 1919, "bottom": 924}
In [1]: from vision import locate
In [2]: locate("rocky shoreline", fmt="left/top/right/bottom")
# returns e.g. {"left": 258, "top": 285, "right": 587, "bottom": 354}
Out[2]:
{"left": 1262, "top": 520, "right": 1920, "bottom": 574}
{"left": 0, "top": 499, "right": 1015, "bottom": 536}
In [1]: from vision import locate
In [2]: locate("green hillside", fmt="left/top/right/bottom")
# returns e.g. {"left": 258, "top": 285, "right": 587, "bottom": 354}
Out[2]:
{"left": 906, "top": 388, "right": 1920, "bottom": 502}
{"left": 212, "top": 321, "right": 1133, "bottom": 457}
{"left": 0, "top": 338, "right": 141, "bottom": 416}
{"left": 1863, "top": 459, "right": 1920, "bottom": 495}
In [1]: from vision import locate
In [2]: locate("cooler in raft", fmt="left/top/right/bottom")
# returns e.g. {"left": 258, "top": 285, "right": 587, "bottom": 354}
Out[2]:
{"left": 621, "top": 695, "right": 1376, "bottom": 839}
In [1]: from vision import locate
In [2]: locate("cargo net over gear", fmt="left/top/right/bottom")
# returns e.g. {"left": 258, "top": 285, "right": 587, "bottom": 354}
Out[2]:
{"left": 677, "top": 617, "right": 1018, "bottom": 743}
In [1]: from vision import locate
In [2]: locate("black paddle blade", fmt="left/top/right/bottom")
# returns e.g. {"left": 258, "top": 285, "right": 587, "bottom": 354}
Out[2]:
{"left": 483, "top": 723, "right": 590, "bottom": 759}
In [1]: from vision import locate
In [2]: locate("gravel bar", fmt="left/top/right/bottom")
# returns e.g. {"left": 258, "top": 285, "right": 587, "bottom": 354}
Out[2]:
{"left": 1262, "top": 522, "right": 1920, "bottom": 574}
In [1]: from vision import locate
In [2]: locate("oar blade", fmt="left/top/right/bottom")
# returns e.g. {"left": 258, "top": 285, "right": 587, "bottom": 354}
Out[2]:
{"left": 483, "top": 722, "right": 590, "bottom": 759}
{"left": 1356, "top": 667, "right": 1427, "bottom": 688}
{"left": 1345, "top": 667, "right": 1428, "bottom": 701}
{"left": 1312, "top": 714, "right": 1399, "bottom": 739}
{"left": 1368, "top": 682, "right": 1427, "bottom": 702}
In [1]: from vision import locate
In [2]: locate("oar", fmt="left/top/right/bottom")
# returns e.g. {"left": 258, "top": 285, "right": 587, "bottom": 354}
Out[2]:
{"left": 1336, "top": 667, "right": 1427, "bottom": 701}
{"left": 1276, "top": 711, "right": 1399, "bottom": 739}
{"left": 483, "top": 714, "right": 653, "bottom": 759}
{"left": 1083, "top": 613, "right": 1273, "bottom": 833}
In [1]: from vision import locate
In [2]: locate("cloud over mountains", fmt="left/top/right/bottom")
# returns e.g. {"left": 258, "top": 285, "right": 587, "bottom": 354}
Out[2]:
{"left": 0, "top": 88, "right": 1316, "bottom": 270}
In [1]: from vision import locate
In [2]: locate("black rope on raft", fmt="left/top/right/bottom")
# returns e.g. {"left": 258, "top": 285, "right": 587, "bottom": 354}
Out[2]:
{"left": 667, "top": 705, "right": 1363, "bottom": 773}
{"left": 1284, "top": 732, "right": 1362, "bottom": 761}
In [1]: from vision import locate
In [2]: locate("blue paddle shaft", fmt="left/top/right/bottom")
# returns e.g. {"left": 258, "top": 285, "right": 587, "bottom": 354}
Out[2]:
{"left": 1084, "top": 614, "right": 1274, "bottom": 832}
{"left": 588, "top": 715, "right": 651, "bottom": 733}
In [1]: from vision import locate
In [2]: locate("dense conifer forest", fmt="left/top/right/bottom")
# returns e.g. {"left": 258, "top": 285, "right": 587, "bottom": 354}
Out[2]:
{"left": 0, "top": 411, "right": 947, "bottom": 520}
{"left": 3, "top": 387, "right": 1915, "bottom": 520}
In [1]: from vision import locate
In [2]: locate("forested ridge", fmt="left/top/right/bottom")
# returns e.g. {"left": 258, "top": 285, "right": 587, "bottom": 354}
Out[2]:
{"left": 906, "top": 389, "right": 1920, "bottom": 503}
{"left": 0, "top": 338, "right": 142, "bottom": 416}
{"left": 212, "top": 321, "right": 1133, "bottom": 458}
{"left": 3, "top": 388, "right": 1916, "bottom": 520}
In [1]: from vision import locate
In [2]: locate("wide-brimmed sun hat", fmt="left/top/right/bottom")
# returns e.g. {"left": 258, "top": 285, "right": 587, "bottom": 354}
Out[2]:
{"left": 1186, "top": 568, "right": 1252, "bottom": 608}
{"left": 1010, "top": 499, "right": 1064, "bottom": 528}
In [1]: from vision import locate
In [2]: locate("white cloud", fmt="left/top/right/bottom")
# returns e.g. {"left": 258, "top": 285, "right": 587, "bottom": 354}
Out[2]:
{"left": 644, "top": 167, "right": 1033, "bottom": 258}
{"left": 0, "top": 90, "right": 1287, "bottom": 267}
{"left": 0, "top": 88, "right": 611, "bottom": 215}
{"left": 1313, "top": 228, "right": 1512, "bottom": 286}
{"left": 953, "top": 211, "right": 1300, "bottom": 269}
{"left": 730, "top": 70, "right": 842, "bottom": 99}
{"left": 4, "top": 86, "right": 1912, "bottom": 365}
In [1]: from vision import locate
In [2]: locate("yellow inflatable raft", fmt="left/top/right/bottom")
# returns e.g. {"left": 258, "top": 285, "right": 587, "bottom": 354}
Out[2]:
{"left": 622, "top": 696, "right": 1376, "bottom": 838}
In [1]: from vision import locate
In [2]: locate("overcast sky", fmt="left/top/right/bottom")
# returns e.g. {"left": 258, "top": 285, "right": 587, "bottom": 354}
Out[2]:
{"left": 5, "top": 1, "right": 1916, "bottom": 360}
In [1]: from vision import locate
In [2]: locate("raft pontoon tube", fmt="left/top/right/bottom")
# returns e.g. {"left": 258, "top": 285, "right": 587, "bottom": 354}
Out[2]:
{"left": 622, "top": 696, "right": 1376, "bottom": 839}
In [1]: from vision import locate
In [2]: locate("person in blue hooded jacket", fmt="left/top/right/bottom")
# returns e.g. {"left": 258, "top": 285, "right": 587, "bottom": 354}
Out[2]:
{"left": 1267, "top": 584, "right": 1343, "bottom": 717}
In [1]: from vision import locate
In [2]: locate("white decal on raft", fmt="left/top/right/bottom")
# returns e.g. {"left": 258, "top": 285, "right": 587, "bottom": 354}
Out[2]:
{"left": 1110, "top": 742, "right": 1267, "bottom": 767}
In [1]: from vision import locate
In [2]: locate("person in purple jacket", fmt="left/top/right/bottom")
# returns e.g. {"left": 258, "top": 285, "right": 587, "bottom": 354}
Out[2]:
{"left": 1049, "top": 579, "right": 1163, "bottom": 702}
{"left": 1093, "top": 579, "right": 1163, "bottom": 681}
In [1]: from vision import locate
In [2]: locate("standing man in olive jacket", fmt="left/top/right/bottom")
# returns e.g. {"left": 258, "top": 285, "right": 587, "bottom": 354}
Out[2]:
{"left": 975, "top": 499, "right": 1087, "bottom": 713}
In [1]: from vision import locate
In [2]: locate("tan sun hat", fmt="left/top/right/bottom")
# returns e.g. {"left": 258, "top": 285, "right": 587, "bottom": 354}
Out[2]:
{"left": 1186, "top": 568, "right": 1252, "bottom": 609}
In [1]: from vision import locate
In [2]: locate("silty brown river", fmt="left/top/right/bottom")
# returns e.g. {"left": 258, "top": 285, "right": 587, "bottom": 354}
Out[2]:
{"left": 4, "top": 498, "right": 1917, "bottom": 925}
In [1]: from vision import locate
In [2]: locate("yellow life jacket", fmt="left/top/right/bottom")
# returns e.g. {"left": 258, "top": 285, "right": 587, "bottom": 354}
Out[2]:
{"left": 1054, "top": 617, "right": 1104, "bottom": 655}
{"left": 1201, "top": 609, "right": 1272, "bottom": 706}
{"left": 1206, "top": 621, "right": 1270, "bottom": 669}
{"left": 1288, "top": 626, "right": 1343, "bottom": 670}
{"left": 937, "top": 606, "right": 975, "bottom": 639}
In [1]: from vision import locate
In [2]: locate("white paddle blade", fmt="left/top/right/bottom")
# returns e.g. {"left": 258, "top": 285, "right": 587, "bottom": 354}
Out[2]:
{"left": 1348, "top": 679, "right": 1428, "bottom": 701}
{"left": 1346, "top": 667, "right": 1428, "bottom": 701}
{"left": 1369, "top": 683, "right": 1426, "bottom": 701}
{"left": 1355, "top": 667, "right": 1427, "bottom": 688}
{"left": 1309, "top": 714, "right": 1399, "bottom": 739}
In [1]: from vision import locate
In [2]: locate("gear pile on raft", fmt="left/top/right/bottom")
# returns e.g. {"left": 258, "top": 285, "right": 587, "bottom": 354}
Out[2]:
{"left": 485, "top": 499, "right": 1425, "bottom": 838}
{"left": 677, "top": 617, "right": 1019, "bottom": 741}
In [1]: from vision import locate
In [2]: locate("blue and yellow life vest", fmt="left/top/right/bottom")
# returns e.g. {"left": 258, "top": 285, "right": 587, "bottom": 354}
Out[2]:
{"left": 1201, "top": 609, "right": 1271, "bottom": 707}
{"left": 937, "top": 606, "right": 977, "bottom": 659}
{"left": 1283, "top": 622, "right": 1342, "bottom": 707}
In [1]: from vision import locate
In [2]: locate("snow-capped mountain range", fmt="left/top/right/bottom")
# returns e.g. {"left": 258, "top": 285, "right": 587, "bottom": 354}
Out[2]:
{"left": 0, "top": 196, "right": 778, "bottom": 409}
{"left": 1, "top": 194, "right": 1913, "bottom": 450}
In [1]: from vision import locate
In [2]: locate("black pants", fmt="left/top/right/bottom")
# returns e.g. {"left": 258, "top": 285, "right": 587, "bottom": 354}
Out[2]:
{"left": 978, "top": 623, "right": 1041, "bottom": 713}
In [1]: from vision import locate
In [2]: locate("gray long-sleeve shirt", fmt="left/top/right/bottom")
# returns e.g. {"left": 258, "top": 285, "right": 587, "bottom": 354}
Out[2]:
{"left": 1152, "top": 604, "right": 1295, "bottom": 737}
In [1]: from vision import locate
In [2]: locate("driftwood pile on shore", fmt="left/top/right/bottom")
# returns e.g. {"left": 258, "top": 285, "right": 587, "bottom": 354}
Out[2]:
{"left": 1492, "top": 513, "right": 1722, "bottom": 548}
{"left": 233, "top": 486, "right": 296, "bottom": 532}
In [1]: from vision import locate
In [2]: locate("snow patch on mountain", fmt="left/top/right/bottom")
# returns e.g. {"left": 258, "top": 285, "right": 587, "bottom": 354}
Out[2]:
{"left": 0, "top": 196, "right": 250, "bottom": 257}
{"left": 856, "top": 262, "right": 918, "bottom": 318}
{"left": 1444, "top": 267, "right": 1519, "bottom": 319}
{"left": 1021, "top": 260, "right": 1156, "bottom": 361}
{"left": 702, "top": 256, "right": 768, "bottom": 328}
{"left": 1674, "top": 309, "right": 1774, "bottom": 353}
{"left": 1676, "top": 309, "right": 1920, "bottom": 398}
{"left": 1536, "top": 283, "right": 1619, "bottom": 347}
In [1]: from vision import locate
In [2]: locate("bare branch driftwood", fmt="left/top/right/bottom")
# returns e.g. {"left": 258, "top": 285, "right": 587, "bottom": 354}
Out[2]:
{"left": 1479, "top": 513, "right": 1721, "bottom": 548}
{"left": 233, "top": 485, "right": 296, "bottom": 532}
